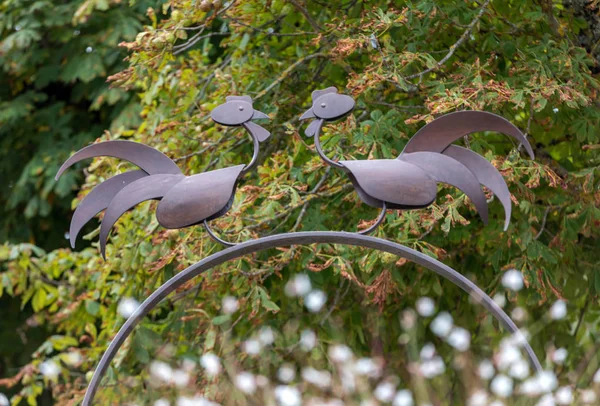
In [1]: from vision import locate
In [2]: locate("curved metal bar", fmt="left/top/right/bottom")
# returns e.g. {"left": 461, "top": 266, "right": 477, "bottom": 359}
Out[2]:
{"left": 82, "top": 231, "right": 543, "bottom": 405}
{"left": 357, "top": 202, "right": 387, "bottom": 235}
{"left": 240, "top": 124, "right": 261, "bottom": 176}
{"left": 203, "top": 220, "right": 237, "bottom": 247}
{"left": 313, "top": 120, "right": 345, "bottom": 169}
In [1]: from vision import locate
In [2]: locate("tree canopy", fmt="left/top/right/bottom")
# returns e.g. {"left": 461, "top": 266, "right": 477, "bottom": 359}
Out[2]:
{"left": 1, "top": 0, "right": 600, "bottom": 405}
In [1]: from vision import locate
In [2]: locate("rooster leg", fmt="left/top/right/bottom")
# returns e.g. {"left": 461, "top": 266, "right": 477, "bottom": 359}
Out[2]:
{"left": 399, "top": 152, "right": 489, "bottom": 225}
{"left": 99, "top": 174, "right": 185, "bottom": 259}
{"left": 56, "top": 140, "right": 182, "bottom": 179}
{"left": 402, "top": 111, "right": 535, "bottom": 159}
{"left": 444, "top": 145, "right": 512, "bottom": 231}
{"left": 69, "top": 170, "right": 147, "bottom": 248}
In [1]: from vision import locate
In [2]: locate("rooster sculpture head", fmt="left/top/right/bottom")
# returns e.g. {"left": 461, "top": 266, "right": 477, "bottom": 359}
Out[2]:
{"left": 299, "top": 87, "right": 355, "bottom": 137}
{"left": 210, "top": 95, "right": 270, "bottom": 142}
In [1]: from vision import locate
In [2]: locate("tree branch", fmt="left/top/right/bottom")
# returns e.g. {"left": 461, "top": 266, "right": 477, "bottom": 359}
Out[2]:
{"left": 404, "top": 0, "right": 491, "bottom": 80}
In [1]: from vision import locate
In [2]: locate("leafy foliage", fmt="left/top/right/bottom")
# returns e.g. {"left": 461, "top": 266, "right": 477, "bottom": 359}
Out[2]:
{"left": 1, "top": 0, "right": 600, "bottom": 404}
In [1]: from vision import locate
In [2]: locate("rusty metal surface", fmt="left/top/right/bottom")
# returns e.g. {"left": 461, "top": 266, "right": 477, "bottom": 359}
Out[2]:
{"left": 80, "top": 231, "right": 543, "bottom": 405}
{"left": 156, "top": 165, "right": 245, "bottom": 229}
{"left": 399, "top": 151, "right": 489, "bottom": 224}
{"left": 55, "top": 140, "right": 182, "bottom": 177}
{"left": 402, "top": 110, "right": 535, "bottom": 159}
{"left": 99, "top": 174, "right": 185, "bottom": 258}
{"left": 68, "top": 170, "right": 147, "bottom": 248}
{"left": 340, "top": 159, "right": 437, "bottom": 208}
{"left": 444, "top": 145, "right": 512, "bottom": 231}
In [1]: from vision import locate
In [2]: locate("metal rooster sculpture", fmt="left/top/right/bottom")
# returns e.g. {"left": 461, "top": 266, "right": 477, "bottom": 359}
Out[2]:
{"left": 56, "top": 95, "right": 270, "bottom": 258}
{"left": 300, "top": 87, "right": 535, "bottom": 233}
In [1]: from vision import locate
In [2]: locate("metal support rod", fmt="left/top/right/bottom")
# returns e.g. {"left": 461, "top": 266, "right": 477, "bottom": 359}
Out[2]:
{"left": 204, "top": 219, "right": 237, "bottom": 247}
{"left": 240, "top": 129, "right": 260, "bottom": 176}
{"left": 313, "top": 119, "right": 345, "bottom": 169}
{"left": 81, "top": 231, "right": 543, "bottom": 405}
{"left": 358, "top": 202, "right": 387, "bottom": 235}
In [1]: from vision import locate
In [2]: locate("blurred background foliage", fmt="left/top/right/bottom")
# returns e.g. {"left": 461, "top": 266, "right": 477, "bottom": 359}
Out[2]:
{"left": 0, "top": 0, "right": 599, "bottom": 404}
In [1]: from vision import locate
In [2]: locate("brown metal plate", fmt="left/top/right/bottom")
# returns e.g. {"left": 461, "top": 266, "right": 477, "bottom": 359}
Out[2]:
{"left": 399, "top": 152, "right": 489, "bottom": 224}
{"left": 402, "top": 111, "right": 535, "bottom": 159}
{"left": 99, "top": 174, "right": 185, "bottom": 258}
{"left": 211, "top": 101, "right": 254, "bottom": 126}
{"left": 444, "top": 145, "right": 512, "bottom": 230}
{"left": 55, "top": 140, "right": 181, "bottom": 179}
{"left": 69, "top": 170, "right": 147, "bottom": 248}
{"left": 312, "top": 92, "right": 356, "bottom": 120}
{"left": 339, "top": 159, "right": 437, "bottom": 208}
{"left": 156, "top": 165, "right": 245, "bottom": 229}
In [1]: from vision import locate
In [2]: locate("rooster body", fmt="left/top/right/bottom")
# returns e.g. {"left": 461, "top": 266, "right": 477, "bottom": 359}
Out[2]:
{"left": 57, "top": 96, "right": 269, "bottom": 258}
{"left": 300, "top": 87, "right": 535, "bottom": 231}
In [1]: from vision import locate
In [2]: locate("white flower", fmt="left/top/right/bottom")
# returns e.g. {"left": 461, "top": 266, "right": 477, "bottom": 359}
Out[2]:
{"left": 420, "top": 343, "right": 436, "bottom": 360}
{"left": 85, "top": 46, "right": 93, "bottom": 53}
{"left": 551, "top": 348, "right": 567, "bottom": 365}
{"left": 199, "top": 353, "right": 221, "bottom": 376}
{"left": 555, "top": 387, "right": 573, "bottom": 405}
{"left": 171, "top": 369, "right": 190, "bottom": 387}
{"left": 176, "top": 396, "right": 218, "bottom": 406}
{"left": 393, "top": 390, "right": 414, "bottom": 406}
{"left": 420, "top": 356, "right": 445, "bottom": 378}
{"left": 580, "top": 389, "right": 597, "bottom": 404}
{"left": 502, "top": 269, "right": 524, "bottom": 291}
{"left": 430, "top": 312, "right": 453, "bottom": 337}
{"left": 537, "top": 370, "right": 558, "bottom": 393}
{"left": 255, "top": 375, "right": 269, "bottom": 388}
{"left": 549, "top": 300, "right": 567, "bottom": 320}
{"left": 278, "top": 365, "right": 296, "bottom": 383}
{"left": 478, "top": 359, "right": 495, "bottom": 380}
{"left": 149, "top": 361, "right": 173, "bottom": 383}
{"left": 0, "top": 394, "right": 8, "bottom": 406}
{"left": 447, "top": 327, "right": 471, "bottom": 351}
{"left": 181, "top": 358, "right": 196, "bottom": 372}
{"left": 40, "top": 360, "right": 60, "bottom": 379}
{"left": 594, "top": 368, "right": 600, "bottom": 383}
{"left": 509, "top": 359, "right": 530, "bottom": 379}
{"left": 328, "top": 344, "right": 353, "bottom": 363}
{"left": 154, "top": 399, "right": 170, "bottom": 406}
{"left": 468, "top": 390, "right": 488, "bottom": 406}
{"left": 304, "top": 290, "right": 327, "bottom": 312}
{"left": 274, "top": 385, "right": 301, "bottom": 406}
{"left": 300, "top": 329, "right": 317, "bottom": 351}
{"left": 242, "top": 339, "right": 262, "bottom": 356}
{"left": 416, "top": 297, "right": 436, "bottom": 317}
{"left": 301, "top": 367, "right": 331, "bottom": 389}
{"left": 259, "top": 326, "right": 275, "bottom": 345}
{"left": 489, "top": 402, "right": 505, "bottom": 406}
{"left": 117, "top": 297, "right": 140, "bottom": 318}
{"left": 553, "top": 108, "right": 559, "bottom": 113}
{"left": 496, "top": 342, "right": 522, "bottom": 370}
{"left": 536, "top": 394, "right": 555, "bottom": 406}
{"left": 354, "top": 358, "right": 380, "bottom": 377}
{"left": 63, "top": 351, "right": 82, "bottom": 366}
{"left": 491, "top": 374, "right": 513, "bottom": 398}
{"left": 374, "top": 382, "right": 396, "bottom": 402}
{"left": 222, "top": 296, "right": 239, "bottom": 314}
{"left": 493, "top": 293, "right": 507, "bottom": 308}
{"left": 511, "top": 307, "right": 527, "bottom": 322}
{"left": 235, "top": 372, "right": 257, "bottom": 394}
{"left": 285, "top": 274, "right": 312, "bottom": 297}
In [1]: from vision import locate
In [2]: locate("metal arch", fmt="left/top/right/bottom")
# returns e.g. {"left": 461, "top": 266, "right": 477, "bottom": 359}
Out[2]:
{"left": 82, "top": 231, "right": 542, "bottom": 405}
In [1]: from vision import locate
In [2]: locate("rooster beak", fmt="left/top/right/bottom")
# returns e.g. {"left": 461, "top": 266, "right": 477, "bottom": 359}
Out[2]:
{"left": 299, "top": 108, "right": 316, "bottom": 121}
{"left": 252, "top": 110, "right": 269, "bottom": 120}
